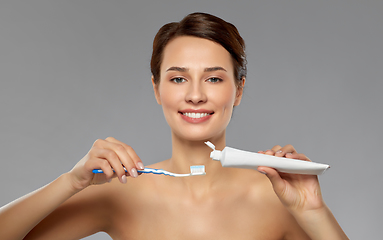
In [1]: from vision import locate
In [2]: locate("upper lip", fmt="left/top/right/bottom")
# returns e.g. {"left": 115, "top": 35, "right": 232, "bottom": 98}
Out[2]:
{"left": 179, "top": 109, "right": 214, "bottom": 114}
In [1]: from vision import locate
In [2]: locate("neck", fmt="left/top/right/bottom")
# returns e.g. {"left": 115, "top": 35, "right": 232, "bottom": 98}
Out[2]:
{"left": 166, "top": 131, "right": 232, "bottom": 196}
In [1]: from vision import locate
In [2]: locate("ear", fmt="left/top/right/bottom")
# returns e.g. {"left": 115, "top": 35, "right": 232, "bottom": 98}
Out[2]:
{"left": 234, "top": 77, "right": 245, "bottom": 106}
{"left": 152, "top": 76, "right": 162, "bottom": 105}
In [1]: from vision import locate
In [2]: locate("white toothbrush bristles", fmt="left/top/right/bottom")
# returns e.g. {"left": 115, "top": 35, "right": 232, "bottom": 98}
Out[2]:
{"left": 190, "top": 165, "right": 206, "bottom": 176}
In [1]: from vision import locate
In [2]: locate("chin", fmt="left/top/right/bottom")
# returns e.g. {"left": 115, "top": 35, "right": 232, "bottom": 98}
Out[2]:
{"left": 173, "top": 128, "right": 226, "bottom": 143}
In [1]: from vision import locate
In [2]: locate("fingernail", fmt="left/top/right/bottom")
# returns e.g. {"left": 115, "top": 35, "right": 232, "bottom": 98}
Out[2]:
{"left": 121, "top": 175, "right": 127, "bottom": 184}
{"left": 107, "top": 178, "right": 112, "bottom": 183}
{"left": 131, "top": 168, "right": 138, "bottom": 178}
{"left": 258, "top": 170, "right": 267, "bottom": 175}
{"left": 137, "top": 162, "right": 145, "bottom": 170}
{"left": 276, "top": 150, "right": 282, "bottom": 154}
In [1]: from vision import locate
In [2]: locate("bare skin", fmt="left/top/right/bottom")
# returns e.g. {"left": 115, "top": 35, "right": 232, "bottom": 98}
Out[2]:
{"left": 26, "top": 162, "right": 309, "bottom": 240}
{"left": 0, "top": 36, "right": 348, "bottom": 240}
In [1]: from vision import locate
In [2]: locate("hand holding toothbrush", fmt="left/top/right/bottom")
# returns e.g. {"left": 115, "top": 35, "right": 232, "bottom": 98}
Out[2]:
{"left": 68, "top": 137, "right": 145, "bottom": 190}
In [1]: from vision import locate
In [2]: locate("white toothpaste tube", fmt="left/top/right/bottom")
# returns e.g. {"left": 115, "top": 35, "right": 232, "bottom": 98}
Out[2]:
{"left": 205, "top": 141, "right": 330, "bottom": 175}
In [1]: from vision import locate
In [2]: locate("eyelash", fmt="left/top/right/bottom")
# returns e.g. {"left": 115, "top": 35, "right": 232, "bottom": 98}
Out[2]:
{"left": 170, "top": 77, "right": 186, "bottom": 83}
{"left": 170, "top": 77, "right": 223, "bottom": 84}
{"left": 207, "top": 77, "right": 223, "bottom": 83}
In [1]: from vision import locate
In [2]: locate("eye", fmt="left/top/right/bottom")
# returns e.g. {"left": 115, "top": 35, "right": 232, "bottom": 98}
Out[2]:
{"left": 207, "top": 77, "right": 222, "bottom": 83}
{"left": 171, "top": 77, "right": 186, "bottom": 83}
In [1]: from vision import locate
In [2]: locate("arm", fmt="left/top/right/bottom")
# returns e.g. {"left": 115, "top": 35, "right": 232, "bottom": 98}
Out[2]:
{"left": 290, "top": 203, "right": 348, "bottom": 240}
{"left": 24, "top": 178, "right": 115, "bottom": 240}
{"left": 257, "top": 145, "right": 349, "bottom": 240}
{"left": 0, "top": 174, "right": 80, "bottom": 240}
{"left": 0, "top": 137, "right": 144, "bottom": 240}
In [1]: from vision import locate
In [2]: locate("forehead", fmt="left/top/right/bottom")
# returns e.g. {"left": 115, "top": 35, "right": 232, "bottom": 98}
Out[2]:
{"left": 161, "top": 36, "right": 234, "bottom": 75}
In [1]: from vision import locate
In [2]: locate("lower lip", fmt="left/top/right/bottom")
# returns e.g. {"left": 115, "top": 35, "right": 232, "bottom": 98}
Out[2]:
{"left": 180, "top": 113, "right": 213, "bottom": 123}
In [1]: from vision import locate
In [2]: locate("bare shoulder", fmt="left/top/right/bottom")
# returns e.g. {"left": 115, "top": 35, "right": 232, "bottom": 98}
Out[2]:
{"left": 225, "top": 168, "right": 286, "bottom": 211}
{"left": 227, "top": 169, "right": 310, "bottom": 239}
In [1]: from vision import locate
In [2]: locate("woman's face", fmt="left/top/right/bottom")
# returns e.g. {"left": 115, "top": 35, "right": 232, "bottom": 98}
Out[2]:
{"left": 153, "top": 36, "right": 244, "bottom": 142}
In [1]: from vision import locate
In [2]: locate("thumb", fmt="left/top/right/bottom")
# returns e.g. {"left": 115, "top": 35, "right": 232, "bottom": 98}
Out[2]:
{"left": 258, "top": 167, "right": 286, "bottom": 195}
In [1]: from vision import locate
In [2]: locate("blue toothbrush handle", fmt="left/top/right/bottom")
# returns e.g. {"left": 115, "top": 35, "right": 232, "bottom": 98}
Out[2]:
{"left": 92, "top": 168, "right": 153, "bottom": 174}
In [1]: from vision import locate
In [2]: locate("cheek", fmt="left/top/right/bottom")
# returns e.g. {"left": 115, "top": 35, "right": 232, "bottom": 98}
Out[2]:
{"left": 158, "top": 84, "right": 182, "bottom": 110}
{"left": 212, "top": 86, "right": 237, "bottom": 110}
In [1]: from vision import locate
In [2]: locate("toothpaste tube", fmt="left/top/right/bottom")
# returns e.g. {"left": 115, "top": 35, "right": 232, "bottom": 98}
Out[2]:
{"left": 205, "top": 141, "right": 330, "bottom": 175}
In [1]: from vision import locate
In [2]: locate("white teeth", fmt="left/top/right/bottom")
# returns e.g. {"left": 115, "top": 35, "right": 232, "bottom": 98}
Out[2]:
{"left": 183, "top": 112, "right": 210, "bottom": 118}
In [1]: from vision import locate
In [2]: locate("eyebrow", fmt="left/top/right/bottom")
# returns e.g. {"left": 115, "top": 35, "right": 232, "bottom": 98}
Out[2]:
{"left": 165, "top": 66, "right": 227, "bottom": 72}
{"left": 204, "top": 66, "right": 227, "bottom": 72}
{"left": 166, "top": 66, "right": 188, "bottom": 72}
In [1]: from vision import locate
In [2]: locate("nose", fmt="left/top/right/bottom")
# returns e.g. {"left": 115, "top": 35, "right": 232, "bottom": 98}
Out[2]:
{"left": 185, "top": 81, "right": 207, "bottom": 104}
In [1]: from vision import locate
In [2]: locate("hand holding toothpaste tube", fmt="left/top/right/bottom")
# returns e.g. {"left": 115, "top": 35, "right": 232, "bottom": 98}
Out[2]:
{"left": 256, "top": 145, "right": 347, "bottom": 239}
{"left": 257, "top": 145, "right": 324, "bottom": 213}
{"left": 205, "top": 142, "right": 348, "bottom": 239}
{"left": 206, "top": 141, "right": 332, "bottom": 230}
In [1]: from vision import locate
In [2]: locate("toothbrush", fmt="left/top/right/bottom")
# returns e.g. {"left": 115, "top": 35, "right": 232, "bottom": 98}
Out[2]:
{"left": 92, "top": 165, "right": 206, "bottom": 177}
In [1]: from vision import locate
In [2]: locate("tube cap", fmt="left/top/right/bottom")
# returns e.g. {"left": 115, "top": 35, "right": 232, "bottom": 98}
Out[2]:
{"left": 210, "top": 150, "right": 222, "bottom": 161}
{"left": 205, "top": 141, "right": 215, "bottom": 150}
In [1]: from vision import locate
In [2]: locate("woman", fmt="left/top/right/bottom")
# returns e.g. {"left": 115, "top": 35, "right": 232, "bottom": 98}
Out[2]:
{"left": 0, "top": 12, "right": 348, "bottom": 240}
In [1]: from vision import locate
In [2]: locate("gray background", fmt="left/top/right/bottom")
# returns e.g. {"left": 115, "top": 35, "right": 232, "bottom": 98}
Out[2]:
{"left": 1, "top": 0, "right": 382, "bottom": 239}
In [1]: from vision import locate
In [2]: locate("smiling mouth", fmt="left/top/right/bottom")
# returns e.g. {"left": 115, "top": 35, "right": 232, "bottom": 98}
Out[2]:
{"left": 181, "top": 112, "right": 213, "bottom": 118}
{"left": 178, "top": 109, "right": 214, "bottom": 119}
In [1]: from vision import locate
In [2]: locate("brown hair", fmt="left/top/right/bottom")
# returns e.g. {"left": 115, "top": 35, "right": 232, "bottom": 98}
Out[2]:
{"left": 150, "top": 12, "right": 247, "bottom": 87}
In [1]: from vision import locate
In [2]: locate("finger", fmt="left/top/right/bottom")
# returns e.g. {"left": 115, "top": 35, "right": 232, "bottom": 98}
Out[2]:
{"left": 265, "top": 145, "right": 282, "bottom": 156}
{"left": 286, "top": 152, "right": 311, "bottom": 161}
{"left": 274, "top": 144, "right": 298, "bottom": 158}
{"left": 257, "top": 166, "right": 286, "bottom": 195}
{"left": 95, "top": 159, "right": 119, "bottom": 182}
{"left": 280, "top": 144, "right": 297, "bottom": 154}
{"left": 96, "top": 138, "right": 137, "bottom": 178}
{"left": 108, "top": 141, "right": 138, "bottom": 178}
{"left": 265, "top": 149, "right": 275, "bottom": 156}
{"left": 270, "top": 145, "right": 282, "bottom": 152}
{"left": 90, "top": 162, "right": 118, "bottom": 185}
{"left": 105, "top": 137, "right": 144, "bottom": 169}
{"left": 83, "top": 157, "right": 118, "bottom": 185}
{"left": 104, "top": 137, "right": 143, "bottom": 177}
{"left": 95, "top": 147, "right": 128, "bottom": 183}
{"left": 84, "top": 157, "right": 115, "bottom": 180}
